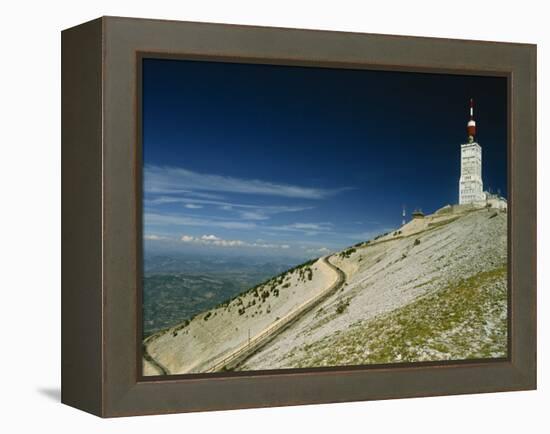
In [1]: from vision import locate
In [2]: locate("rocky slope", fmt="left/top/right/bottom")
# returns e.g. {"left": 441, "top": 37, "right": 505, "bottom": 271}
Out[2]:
{"left": 144, "top": 205, "right": 508, "bottom": 375}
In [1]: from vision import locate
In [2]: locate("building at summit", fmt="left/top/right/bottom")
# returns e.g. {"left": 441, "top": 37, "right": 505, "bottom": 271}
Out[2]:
{"left": 458, "top": 99, "right": 507, "bottom": 210}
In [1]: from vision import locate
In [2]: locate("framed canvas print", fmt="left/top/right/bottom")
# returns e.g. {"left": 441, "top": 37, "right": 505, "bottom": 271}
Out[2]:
{"left": 61, "top": 16, "right": 536, "bottom": 417}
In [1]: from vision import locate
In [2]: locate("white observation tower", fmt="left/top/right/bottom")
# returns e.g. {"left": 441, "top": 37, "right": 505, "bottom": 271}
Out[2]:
{"left": 459, "top": 98, "right": 486, "bottom": 205}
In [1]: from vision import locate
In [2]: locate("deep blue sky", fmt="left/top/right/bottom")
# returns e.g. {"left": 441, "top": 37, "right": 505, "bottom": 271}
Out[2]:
{"left": 142, "top": 57, "right": 507, "bottom": 259}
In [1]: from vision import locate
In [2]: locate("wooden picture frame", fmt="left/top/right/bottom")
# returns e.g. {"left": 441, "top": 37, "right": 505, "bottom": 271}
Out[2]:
{"left": 61, "top": 16, "right": 536, "bottom": 417}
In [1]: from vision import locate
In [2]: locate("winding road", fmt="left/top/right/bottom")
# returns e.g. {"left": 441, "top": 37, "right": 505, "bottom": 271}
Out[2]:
{"left": 203, "top": 255, "right": 346, "bottom": 372}
{"left": 142, "top": 343, "right": 170, "bottom": 376}
{"left": 144, "top": 255, "right": 346, "bottom": 375}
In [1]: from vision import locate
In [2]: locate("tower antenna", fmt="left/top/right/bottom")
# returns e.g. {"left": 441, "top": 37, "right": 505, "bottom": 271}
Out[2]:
{"left": 402, "top": 204, "right": 406, "bottom": 226}
{"left": 467, "top": 98, "right": 477, "bottom": 142}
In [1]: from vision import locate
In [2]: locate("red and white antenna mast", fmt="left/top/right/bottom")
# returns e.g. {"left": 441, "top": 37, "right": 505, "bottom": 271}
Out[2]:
{"left": 467, "top": 98, "right": 476, "bottom": 142}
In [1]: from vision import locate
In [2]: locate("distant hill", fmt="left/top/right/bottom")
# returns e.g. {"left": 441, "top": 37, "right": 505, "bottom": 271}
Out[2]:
{"left": 143, "top": 206, "right": 507, "bottom": 375}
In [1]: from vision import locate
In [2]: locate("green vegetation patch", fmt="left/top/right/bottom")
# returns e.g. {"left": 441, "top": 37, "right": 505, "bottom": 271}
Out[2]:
{"left": 336, "top": 298, "right": 351, "bottom": 314}
{"left": 291, "top": 265, "right": 507, "bottom": 368}
{"left": 339, "top": 247, "right": 357, "bottom": 259}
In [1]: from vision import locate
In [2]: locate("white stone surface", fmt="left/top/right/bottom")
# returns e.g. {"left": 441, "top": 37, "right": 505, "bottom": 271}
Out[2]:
{"left": 459, "top": 142, "right": 486, "bottom": 204}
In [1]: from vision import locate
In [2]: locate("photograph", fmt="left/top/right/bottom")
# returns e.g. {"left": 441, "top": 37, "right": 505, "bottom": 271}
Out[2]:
{"left": 140, "top": 57, "right": 508, "bottom": 376}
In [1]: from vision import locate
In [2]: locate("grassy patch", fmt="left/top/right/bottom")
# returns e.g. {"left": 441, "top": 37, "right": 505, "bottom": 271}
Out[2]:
{"left": 291, "top": 265, "right": 507, "bottom": 368}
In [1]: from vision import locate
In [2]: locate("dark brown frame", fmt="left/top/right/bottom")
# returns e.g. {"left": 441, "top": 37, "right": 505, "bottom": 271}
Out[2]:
{"left": 62, "top": 16, "right": 537, "bottom": 417}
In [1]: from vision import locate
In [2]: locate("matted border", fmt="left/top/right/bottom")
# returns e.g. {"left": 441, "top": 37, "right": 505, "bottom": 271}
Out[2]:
{"left": 62, "top": 16, "right": 536, "bottom": 417}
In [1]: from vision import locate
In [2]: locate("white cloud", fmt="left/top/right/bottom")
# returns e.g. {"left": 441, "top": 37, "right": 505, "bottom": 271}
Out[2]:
{"left": 179, "top": 234, "right": 290, "bottom": 249}
{"left": 144, "top": 165, "right": 352, "bottom": 199}
{"left": 289, "top": 223, "right": 331, "bottom": 230}
{"left": 215, "top": 239, "right": 245, "bottom": 247}
{"left": 145, "top": 196, "right": 312, "bottom": 221}
{"left": 239, "top": 211, "right": 270, "bottom": 221}
{"left": 144, "top": 234, "right": 169, "bottom": 241}
{"left": 145, "top": 212, "right": 257, "bottom": 230}
{"left": 144, "top": 212, "right": 337, "bottom": 236}
{"left": 200, "top": 234, "right": 221, "bottom": 241}
{"left": 306, "top": 246, "right": 331, "bottom": 254}
{"left": 273, "top": 222, "right": 334, "bottom": 233}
